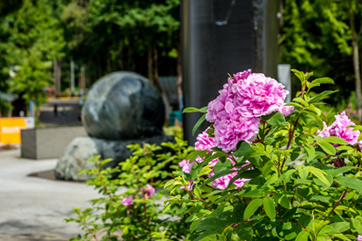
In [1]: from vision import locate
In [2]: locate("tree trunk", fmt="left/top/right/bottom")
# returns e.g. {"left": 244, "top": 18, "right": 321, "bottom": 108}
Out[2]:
{"left": 177, "top": 41, "right": 183, "bottom": 110}
{"left": 148, "top": 45, "right": 154, "bottom": 84}
{"left": 350, "top": 2, "right": 362, "bottom": 123}
{"left": 79, "top": 65, "right": 86, "bottom": 93}
{"left": 53, "top": 60, "right": 61, "bottom": 97}
{"left": 352, "top": 38, "right": 362, "bottom": 122}
{"left": 153, "top": 47, "right": 163, "bottom": 93}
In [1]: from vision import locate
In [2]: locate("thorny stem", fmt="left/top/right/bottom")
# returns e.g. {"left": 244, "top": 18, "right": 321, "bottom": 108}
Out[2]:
{"left": 291, "top": 189, "right": 297, "bottom": 206}
{"left": 280, "top": 113, "right": 302, "bottom": 173}
{"left": 328, "top": 188, "right": 348, "bottom": 217}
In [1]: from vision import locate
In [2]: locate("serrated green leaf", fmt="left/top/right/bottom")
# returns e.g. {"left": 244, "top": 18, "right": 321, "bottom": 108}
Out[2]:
{"left": 316, "top": 138, "right": 336, "bottom": 155}
{"left": 263, "top": 197, "right": 276, "bottom": 220}
{"left": 213, "top": 159, "right": 232, "bottom": 174}
{"left": 323, "top": 166, "right": 356, "bottom": 177}
{"left": 295, "top": 230, "right": 309, "bottom": 241}
{"left": 285, "top": 102, "right": 304, "bottom": 109}
{"left": 311, "top": 77, "right": 334, "bottom": 85}
{"left": 236, "top": 223, "right": 253, "bottom": 241}
{"left": 291, "top": 69, "right": 305, "bottom": 83}
{"left": 201, "top": 169, "right": 235, "bottom": 187}
{"left": 293, "top": 97, "right": 309, "bottom": 107}
{"left": 323, "top": 136, "right": 349, "bottom": 145}
{"left": 335, "top": 176, "right": 362, "bottom": 193}
{"left": 305, "top": 166, "right": 331, "bottom": 186}
{"left": 308, "top": 104, "right": 321, "bottom": 116}
{"left": 243, "top": 198, "right": 263, "bottom": 220}
{"left": 198, "top": 165, "right": 213, "bottom": 178}
{"left": 233, "top": 141, "right": 255, "bottom": 157}
{"left": 264, "top": 111, "right": 287, "bottom": 126}
{"left": 309, "top": 90, "right": 338, "bottom": 103}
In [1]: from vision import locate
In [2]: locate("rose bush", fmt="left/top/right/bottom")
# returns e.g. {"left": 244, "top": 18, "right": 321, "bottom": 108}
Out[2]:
{"left": 165, "top": 70, "right": 362, "bottom": 240}
{"left": 67, "top": 138, "right": 194, "bottom": 241}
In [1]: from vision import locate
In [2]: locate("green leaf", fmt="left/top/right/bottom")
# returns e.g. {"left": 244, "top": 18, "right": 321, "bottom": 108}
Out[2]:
{"left": 304, "top": 145, "right": 315, "bottom": 161}
{"left": 295, "top": 230, "right": 309, "bottom": 241}
{"left": 305, "top": 166, "right": 331, "bottom": 186}
{"left": 277, "top": 195, "right": 292, "bottom": 209}
{"left": 335, "top": 176, "right": 362, "bottom": 193}
{"left": 263, "top": 197, "right": 276, "bottom": 220}
{"left": 285, "top": 102, "right": 304, "bottom": 109}
{"left": 323, "top": 166, "right": 356, "bottom": 177}
{"left": 194, "top": 187, "right": 202, "bottom": 199}
{"left": 262, "top": 111, "right": 287, "bottom": 126}
{"left": 308, "top": 104, "right": 321, "bottom": 116}
{"left": 236, "top": 223, "right": 253, "bottom": 241}
{"left": 195, "top": 218, "right": 222, "bottom": 231}
{"left": 309, "top": 90, "right": 338, "bottom": 103}
{"left": 323, "top": 136, "right": 349, "bottom": 145}
{"left": 186, "top": 150, "right": 207, "bottom": 162}
{"left": 190, "top": 218, "right": 201, "bottom": 232}
{"left": 291, "top": 69, "right": 305, "bottom": 83}
{"left": 192, "top": 113, "right": 206, "bottom": 136}
{"left": 293, "top": 97, "right": 309, "bottom": 107}
{"left": 243, "top": 198, "right": 263, "bottom": 220}
{"left": 316, "top": 137, "right": 336, "bottom": 155}
{"left": 311, "top": 77, "right": 334, "bottom": 85}
{"left": 329, "top": 222, "right": 350, "bottom": 234}
{"left": 201, "top": 169, "right": 235, "bottom": 187}
{"left": 213, "top": 159, "right": 232, "bottom": 174}
{"left": 233, "top": 141, "right": 255, "bottom": 157}
{"left": 183, "top": 106, "right": 208, "bottom": 113}
{"left": 198, "top": 165, "right": 213, "bottom": 178}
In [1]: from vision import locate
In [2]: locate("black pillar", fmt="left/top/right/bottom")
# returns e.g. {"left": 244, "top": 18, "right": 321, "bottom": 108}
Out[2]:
{"left": 182, "top": 0, "right": 278, "bottom": 145}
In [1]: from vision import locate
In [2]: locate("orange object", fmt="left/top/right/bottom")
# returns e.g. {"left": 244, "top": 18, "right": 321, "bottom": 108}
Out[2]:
{"left": 0, "top": 118, "right": 28, "bottom": 144}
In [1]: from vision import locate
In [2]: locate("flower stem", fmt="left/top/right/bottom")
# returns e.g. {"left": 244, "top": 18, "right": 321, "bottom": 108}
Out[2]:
{"left": 328, "top": 188, "right": 348, "bottom": 217}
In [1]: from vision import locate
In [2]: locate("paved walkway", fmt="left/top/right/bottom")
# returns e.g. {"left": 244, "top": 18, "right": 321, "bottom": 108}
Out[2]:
{"left": 0, "top": 150, "right": 100, "bottom": 240}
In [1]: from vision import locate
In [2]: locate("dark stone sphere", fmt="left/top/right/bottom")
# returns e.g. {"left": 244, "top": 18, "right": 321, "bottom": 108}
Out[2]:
{"left": 82, "top": 72, "right": 165, "bottom": 140}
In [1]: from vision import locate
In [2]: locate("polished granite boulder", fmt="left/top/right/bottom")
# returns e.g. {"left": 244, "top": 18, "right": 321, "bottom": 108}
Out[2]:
{"left": 82, "top": 71, "right": 165, "bottom": 140}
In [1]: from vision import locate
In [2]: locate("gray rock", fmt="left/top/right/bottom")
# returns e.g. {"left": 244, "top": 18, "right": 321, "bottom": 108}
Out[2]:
{"left": 82, "top": 71, "right": 165, "bottom": 140}
{"left": 55, "top": 135, "right": 175, "bottom": 181}
{"left": 54, "top": 137, "right": 100, "bottom": 181}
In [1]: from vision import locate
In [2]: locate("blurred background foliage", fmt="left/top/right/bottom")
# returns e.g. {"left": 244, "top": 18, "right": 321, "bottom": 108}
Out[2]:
{"left": 280, "top": 0, "right": 362, "bottom": 116}
{"left": 0, "top": 0, "right": 361, "bottom": 119}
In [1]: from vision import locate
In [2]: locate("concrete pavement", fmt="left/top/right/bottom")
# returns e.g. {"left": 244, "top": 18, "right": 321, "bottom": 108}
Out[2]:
{"left": 0, "top": 150, "right": 100, "bottom": 240}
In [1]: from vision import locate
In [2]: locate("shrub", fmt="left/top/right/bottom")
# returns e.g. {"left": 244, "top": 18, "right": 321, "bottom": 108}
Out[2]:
{"left": 67, "top": 138, "right": 194, "bottom": 241}
{"left": 165, "top": 70, "right": 362, "bottom": 240}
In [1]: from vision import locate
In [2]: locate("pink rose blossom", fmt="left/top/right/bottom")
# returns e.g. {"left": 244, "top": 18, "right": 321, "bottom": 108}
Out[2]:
{"left": 206, "top": 70, "right": 289, "bottom": 152}
{"left": 179, "top": 130, "right": 251, "bottom": 190}
{"left": 214, "top": 116, "right": 260, "bottom": 153}
{"left": 317, "top": 111, "right": 359, "bottom": 145}
{"left": 179, "top": 159, "right": 193, "bottom": 174}
{"left": 195, "top": 129, "right": 216, "bottom": 151}
{"left": 210, "top": 171, "right": 249, "bottom": 190}
{"left": 279, "top": 105, "right": 294, "bottom": 116}
{"left": 235, "top": 73, "right": 289, "bottom": 118}
{"left": 316, "top": 122, "right": 331, "bottom": 138}
{"left": 357, "top": 235, "right": 362, "bottom": 241}
{"left": 122, "top": 195, "right": 133, "bottom": 206}
{"left": 141, "top": 184, "right": 155, "bottom": 198}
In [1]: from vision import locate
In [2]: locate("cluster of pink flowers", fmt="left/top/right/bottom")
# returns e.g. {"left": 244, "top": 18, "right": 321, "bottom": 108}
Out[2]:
{"left": 206, "top": 70, "right": 292, "bottom": 152}
{"left": 317, "top": 111, "right": 361, "bottom": 147}
{"left": 179, "top": 129, "right": 250, "bottom": 190}
{"left": 122, "top": 184, "right": 155, "bottom": 206}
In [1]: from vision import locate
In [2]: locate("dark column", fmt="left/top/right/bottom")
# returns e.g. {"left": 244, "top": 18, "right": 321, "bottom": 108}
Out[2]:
{"left": 182, "top": 0, "right": 278, "bottom": 144}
